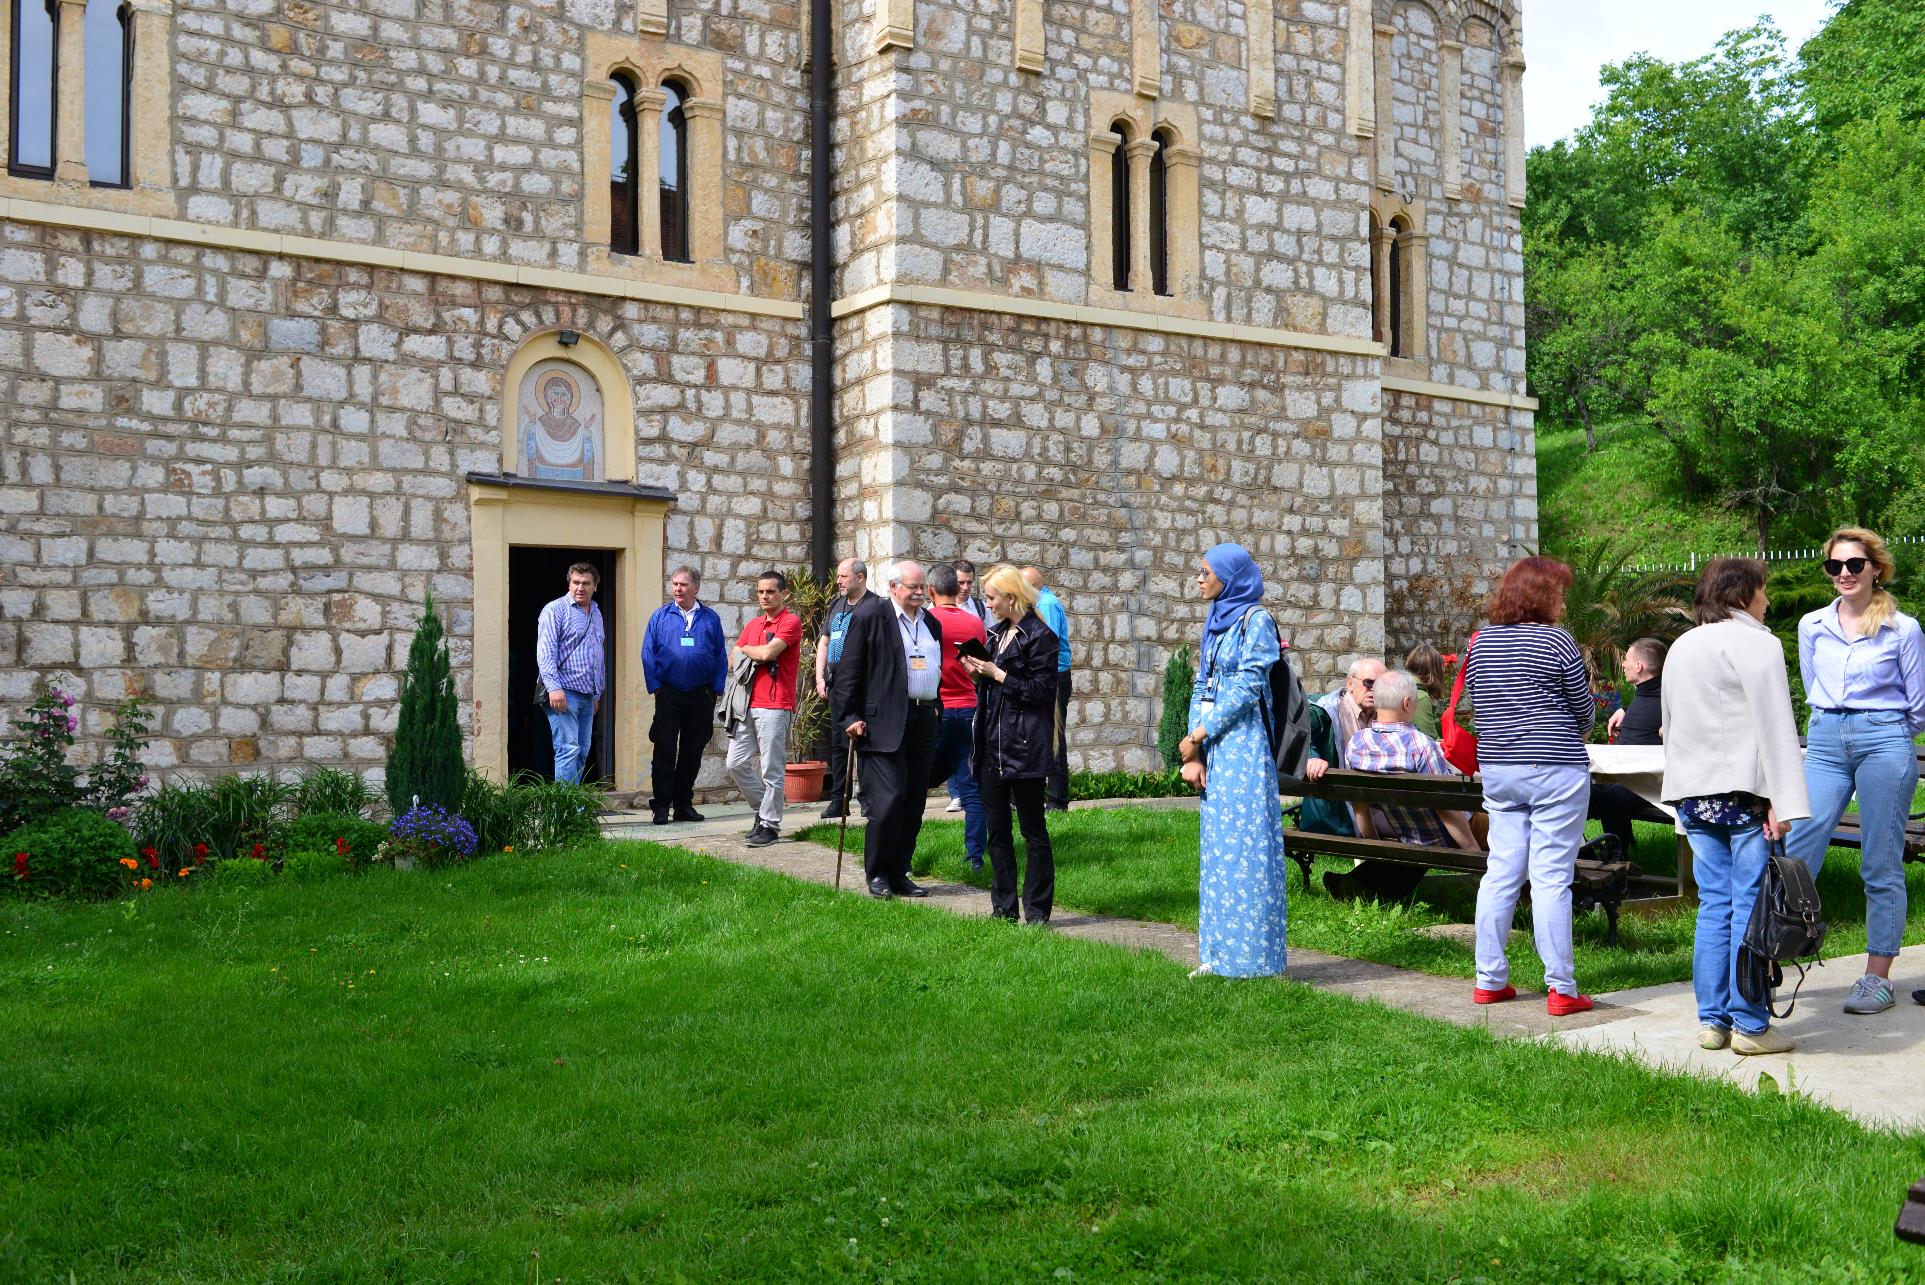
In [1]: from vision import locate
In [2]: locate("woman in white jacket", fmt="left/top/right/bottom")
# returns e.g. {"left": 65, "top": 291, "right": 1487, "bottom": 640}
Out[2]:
{"left": 1661, "top": 558, "right": 1812, "bottom": 1056}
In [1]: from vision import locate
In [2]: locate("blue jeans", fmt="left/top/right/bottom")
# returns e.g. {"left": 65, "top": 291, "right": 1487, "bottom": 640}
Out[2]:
{"left": 1476, "top": 763, "right": 1589, "bottom": 996}
{"left": 1787, "top": 710, "right": 1919, "bottom": 959}
{"left": 547, "top": 689, "right": 597, "bottom": 784}
{"left": 1683, "top": 814, "right": 1772, "bottom": 1035}
{"left": 933, "top": 707, "right": 986, "bottom": 866}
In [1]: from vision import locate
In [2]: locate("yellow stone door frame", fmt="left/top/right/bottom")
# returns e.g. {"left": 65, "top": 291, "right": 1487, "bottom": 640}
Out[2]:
{"left": 468, "top": 476, "right": 672, "bottom": 793}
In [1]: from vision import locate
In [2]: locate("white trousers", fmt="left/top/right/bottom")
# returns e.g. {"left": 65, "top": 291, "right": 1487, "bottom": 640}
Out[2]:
{"left": 1474, "top": 763, "right": 1591, "bottom": 997}
{"left": 726, "top": 707, "right": 793, "bottom": 829}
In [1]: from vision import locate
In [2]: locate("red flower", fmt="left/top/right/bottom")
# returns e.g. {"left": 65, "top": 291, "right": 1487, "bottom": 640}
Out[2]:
{"left": 141, "top": 846, "right": 157, "bottom": 859}
{"left": 251, "top": 843, "right": 267, "bottom": 861}
{"left": 336, "top": 837, "right": 349, "bottom": 855}
{"left": 193, "top": 843, "right": 208, "bottom": 860}
{"left": 12, "top": 852, "right": 26, "bottom": 878}
{"left": 146, "top": 852, "right": 160, "bottom": 870}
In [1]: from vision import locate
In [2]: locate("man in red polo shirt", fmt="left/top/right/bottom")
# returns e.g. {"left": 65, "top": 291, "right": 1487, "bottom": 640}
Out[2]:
{"left": 927, "top": 562, "right": 988, "bottom": 870}
{"left": 727, "top": 570, "right": 803, "bottom": 847}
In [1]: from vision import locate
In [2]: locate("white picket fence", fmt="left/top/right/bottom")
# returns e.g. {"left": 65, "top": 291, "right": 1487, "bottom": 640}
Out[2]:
{"left": 1625, "top": 534, "right": 1925, "bottom": 575}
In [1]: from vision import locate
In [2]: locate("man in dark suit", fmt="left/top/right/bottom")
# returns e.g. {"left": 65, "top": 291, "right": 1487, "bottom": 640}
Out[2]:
{"left": 831, "top": 559, "right": 943, "bottom": 899}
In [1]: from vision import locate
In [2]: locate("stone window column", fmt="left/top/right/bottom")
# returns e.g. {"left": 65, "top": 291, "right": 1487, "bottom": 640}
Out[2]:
{"left": 52, "top": 0, "right": 86, "bottom": 183}
{"left": 1088, "top": 130, "right": 1121, "bottom": 292}
{"left": 1372, "top": 21, "right": 1394, "bottom": 190}
{"left": 679, "top": 95, "right": 724, "bottom": 263}
{"left": 1402, "top": 228, "right": 1429, "bottom": 360}
{"left": 1502, "top": 52, "right": 1526, "bottom": 208}
{"left": 635, "top": 86, "right": 667, "bottom": 256}
{"left": 1372, "top": 219, "right": 1395, "bottom": 347}
{"left": 1015, "top": 0, "right": 1043, "bottom": 73}
{"left": 1346, "top": 1, "right": 1375, "bottom": 140}
{"left": 1441, "top": 39, "right": 1463, "bottom": 201}
{"left": 1126, "top": 136, "right": 1158, "bottom": 295}
{"left": 124, "top": 0, "right": 170, "bottom": 191}
{"left": 582, "top": 80, "right": 619, "bottom": 244}
{"left": 1164, "top": 140, "right": 1201, "bottom": 297}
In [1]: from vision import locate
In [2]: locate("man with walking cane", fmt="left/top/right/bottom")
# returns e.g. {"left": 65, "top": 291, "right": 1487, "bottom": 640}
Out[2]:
{"left": 834, "top": 743, "right": 857, "bottom": 889}
{"left": 831, "top": 560, "right": 943, "bottom": 899}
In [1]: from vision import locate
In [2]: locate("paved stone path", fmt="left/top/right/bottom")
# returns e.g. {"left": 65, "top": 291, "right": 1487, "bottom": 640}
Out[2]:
{"left": 606, "top": 797, "right": 1925, "bottom": 1130}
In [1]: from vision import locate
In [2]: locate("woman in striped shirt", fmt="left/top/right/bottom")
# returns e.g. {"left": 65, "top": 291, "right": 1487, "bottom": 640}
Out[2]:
{"left": 1463, "top": 556, "right": 1598, "bottom": 1016}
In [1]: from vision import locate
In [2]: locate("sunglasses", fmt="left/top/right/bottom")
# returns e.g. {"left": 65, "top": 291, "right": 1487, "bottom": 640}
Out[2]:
{"left": 1356, "top": 678, "right": 1376, "bottom": 690}
{"left": 1822, "top": 557, "right": 1872, "bottom": 577}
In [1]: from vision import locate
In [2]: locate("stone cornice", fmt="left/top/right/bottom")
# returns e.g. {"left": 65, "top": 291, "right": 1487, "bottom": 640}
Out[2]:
{"left": 1382, "top": 374, "right": 1538, "bottom": 411}
{"left": 0, "top": 196, "right": 806, "bottom": 320}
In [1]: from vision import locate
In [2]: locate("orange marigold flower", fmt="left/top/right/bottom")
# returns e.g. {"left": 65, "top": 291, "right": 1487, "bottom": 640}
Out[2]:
{"left": 178, "top": 868, "right": 191, "bottom": 878}
{"left": 138, "top": 878, "right": 152, "bottom": 890}
{"left": 503, "top": 845, "right": 514, "bottom": 853}
{"left": 119, "top": 857, "right": 139, "bottom": 869}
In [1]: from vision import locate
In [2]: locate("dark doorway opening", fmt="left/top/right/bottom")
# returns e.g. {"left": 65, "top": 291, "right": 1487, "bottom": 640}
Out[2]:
{"left": 508, "top": 546, "right": 618, "bottom": 784}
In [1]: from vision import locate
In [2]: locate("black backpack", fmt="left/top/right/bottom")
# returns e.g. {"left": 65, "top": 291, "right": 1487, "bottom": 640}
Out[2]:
{"left": 1218, "top": 608, "right": 1316, "bottom": 779}
{"left": 1736, "top": 839, "right": 1827, "bottom": 1018}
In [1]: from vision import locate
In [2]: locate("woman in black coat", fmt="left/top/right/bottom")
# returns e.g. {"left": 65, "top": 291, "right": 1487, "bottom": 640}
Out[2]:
{"left": 960, "top": 563, "right": 1061, "bottom": 924}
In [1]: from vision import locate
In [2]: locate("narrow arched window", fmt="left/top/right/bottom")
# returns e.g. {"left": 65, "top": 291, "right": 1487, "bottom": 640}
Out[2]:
{"left": 660, "top": 78, "right": 691, "bottom": 263}
{"left": 1110, "top": 122, "right": 1131, "bottom": 292}
{"left": 1388, "top": 218, "right": 1408, "bottom": 358}
{"left": 1368, "top": 213, "right": 1384, "bottom": 345}
{"left": 9, "top": 0, "right": 58, "bottom": 179}
{"left": 1150, "top": 130, "right": 1171, "bottom": 297}
{"left": 82, "top": 0, "right": 130, "bottom": 187}
{"left": 609, "top": 75, "right": 639, "bottom": 255}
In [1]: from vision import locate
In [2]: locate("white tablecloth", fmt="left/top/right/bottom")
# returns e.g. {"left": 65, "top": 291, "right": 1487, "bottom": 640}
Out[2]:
{"left": 1586, "top": 743, "right": 1673, "bottom": 820}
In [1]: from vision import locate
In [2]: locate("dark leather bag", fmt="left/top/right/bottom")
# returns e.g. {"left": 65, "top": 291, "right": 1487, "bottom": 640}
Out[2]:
{"left": 1736, "top": 838, "right": 1827, "bottom": 1018}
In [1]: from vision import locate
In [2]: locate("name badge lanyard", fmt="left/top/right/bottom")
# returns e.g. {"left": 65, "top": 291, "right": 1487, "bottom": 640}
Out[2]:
{"left": 899, "top": 612, "right": 931, "bottom": 672}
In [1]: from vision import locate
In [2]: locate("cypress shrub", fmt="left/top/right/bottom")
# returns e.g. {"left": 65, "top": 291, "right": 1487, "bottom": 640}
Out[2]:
{"left": 386, "top": 593, "right": 465, "bottom": 816}
{"left": 1156, "top": 645, "right": 1195, "bottom": 771}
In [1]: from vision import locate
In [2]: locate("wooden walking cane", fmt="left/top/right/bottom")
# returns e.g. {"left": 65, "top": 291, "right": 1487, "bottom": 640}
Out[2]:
{"left": 834, "top": 744, "right": 858, "bottom": 890}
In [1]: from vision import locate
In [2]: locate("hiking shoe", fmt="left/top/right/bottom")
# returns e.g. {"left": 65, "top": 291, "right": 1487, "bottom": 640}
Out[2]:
{"left": 1844, "top": 974, "right": 1895, "bottom": 1014}
{"left": 1698, "top": 1024, "right": 1731, "bottom": 1051}
{"left": 1546, "top": 991, "right": 1595, "bottom": 1017}
{"left": 744, "top": 824, "right": 778, "bottom": 848}
{"left": 1472, "top": 985, "right": 1517, "bottom": 1005}
{"left": 1731, "top": 1026, "right": 1795, "bottom": 1056}
{"left": 1913, "top": 988, "right": 1925, "bottom": 1007}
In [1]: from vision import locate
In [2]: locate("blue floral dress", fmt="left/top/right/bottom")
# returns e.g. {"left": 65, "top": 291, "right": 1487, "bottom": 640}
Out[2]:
{"left": 1189, "top": 608, "right": 1289, "bottom": 976}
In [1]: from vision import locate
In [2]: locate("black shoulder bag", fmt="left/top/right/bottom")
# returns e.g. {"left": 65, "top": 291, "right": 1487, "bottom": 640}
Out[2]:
{"left": 1736, "top": 838, "right": 1827, "bottom": 1019}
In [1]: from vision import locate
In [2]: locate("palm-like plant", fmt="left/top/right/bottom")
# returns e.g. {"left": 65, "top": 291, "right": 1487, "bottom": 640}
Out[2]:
{"left": 782, "top": 566, "right": 839, "bottom": 763}
{"left": 1557, "top": 541, "right": 1694, "bottom": 682}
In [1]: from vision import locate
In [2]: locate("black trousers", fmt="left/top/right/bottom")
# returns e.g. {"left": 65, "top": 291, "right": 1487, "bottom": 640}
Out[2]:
{"left": 1047, "top": 669, "right": 1072, "bottom": 809}
{"left": 981, "top": 770, "right": 1054, "bottom": 922}
{"left": 1589, "top": 783, "right": 1645, "bottom": 857}
{"left": 825, "top": 690, "right": 865, "bottom": 812}
{"left": 648, "top": 686, "right": 715, "bottom": 812}
{"left": 862, "top": 703, "right": 939, "bottom": 887}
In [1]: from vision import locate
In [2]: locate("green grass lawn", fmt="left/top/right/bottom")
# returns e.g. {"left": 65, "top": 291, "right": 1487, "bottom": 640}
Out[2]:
{"left": 793, "top": 807, "right": 1925, "bottom": 995}
{"left": 1537, "top": 419, "right": 1754, "bottom": 562}
{"left": 5, "top": 841, "right": 1925, "bottom": 1281}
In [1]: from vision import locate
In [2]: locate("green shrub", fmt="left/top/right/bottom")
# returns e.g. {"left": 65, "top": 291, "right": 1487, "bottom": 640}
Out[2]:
{"left": 282, "top": 850, "right": 347, "bottom": 882}
{"left": 1068, "top": 770, "right": 1196, "bottom": 801}
{"left": 213, "top": 857, "right": 273, "bottom": 886}
{"left": 460, "top": 771, "right": 519, "bottom": 856}
{"left": 1156, "top": 646, "right": 1195, "bottom": 771}
{"left": 134, "top": 775, "right": 292, "bottom": 867}
{"left": 387, "top": 593, "right": 465, "bottom": 817}
{"left": 4, "top": 808, "right": 138, "bottom": 900}
{"left": 0, "top": 687, "right": 82, "bottom": 838}
{"left": 293, "top": 767, "right": 381, "bottom": 821}
{"left": 462, "top": 771, "right": 602, "bottom": 854}
{"left": 283, "top": 812, "right": 389, "bottom": 870}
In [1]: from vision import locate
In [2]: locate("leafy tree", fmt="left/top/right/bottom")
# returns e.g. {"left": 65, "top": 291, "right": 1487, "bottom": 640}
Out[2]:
{"left": 1800, "top": 0, "right": 1925, "bottom": 136}
{"left": 1156, "top": 646, "right": 1194, "bottom": 772}
{"left": 1523, "top": 232, "right": 1631, "bottom": 449}
{"left": 386, "top": 593, "right": 465, "bottom": 816}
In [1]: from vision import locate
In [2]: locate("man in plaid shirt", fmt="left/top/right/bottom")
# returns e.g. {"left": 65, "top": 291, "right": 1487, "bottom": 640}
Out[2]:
{"left": 1327, "top": 669, "right": 1480, "bottom": 901}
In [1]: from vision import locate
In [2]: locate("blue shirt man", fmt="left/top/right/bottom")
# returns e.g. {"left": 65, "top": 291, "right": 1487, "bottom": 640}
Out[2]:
{"left": 1023, "top": 566, "right": 1073, "bottom": 810}
{"left": 537, "top": 563, "right": 607, "bottom": 784}
{"left": 639, "top": 566, "right": 728, "bottom": 823}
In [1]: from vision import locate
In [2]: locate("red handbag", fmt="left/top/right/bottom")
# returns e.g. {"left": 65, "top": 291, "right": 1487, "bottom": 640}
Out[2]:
{"left": 1439, "top": 632, "right": 1478, "bottom": 776}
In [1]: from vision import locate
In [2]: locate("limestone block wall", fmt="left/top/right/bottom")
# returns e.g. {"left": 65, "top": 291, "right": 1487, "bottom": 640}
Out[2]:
{"left": 167, "top": 0, "right": 810, "bottom": 293}
{"left": 837, "top": 302, "right": 1388, "bottom": 771}
{"left": 0, "top": 223, "right": 809, "bottom": 778}
{"left": 1379, "top": 388, "right": 1535, "bottom": 652}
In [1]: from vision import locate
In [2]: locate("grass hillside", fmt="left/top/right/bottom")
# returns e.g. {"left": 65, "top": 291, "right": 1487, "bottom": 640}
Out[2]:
{"left": 1536, "top": 419, "right": 1754, "bottom": 563}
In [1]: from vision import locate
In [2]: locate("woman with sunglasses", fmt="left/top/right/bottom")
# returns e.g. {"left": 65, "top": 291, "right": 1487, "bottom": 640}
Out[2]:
{"left": 1462, "top": 556, "right": 1598, "bottom": 1016}
{"left": 1786, "top": 528, "right": 1925, "bottom": 1015}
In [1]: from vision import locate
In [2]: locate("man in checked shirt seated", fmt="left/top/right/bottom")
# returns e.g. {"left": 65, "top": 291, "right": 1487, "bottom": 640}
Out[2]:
{"left": 1324, "top": 668, "right": 1482, "bottom": 902}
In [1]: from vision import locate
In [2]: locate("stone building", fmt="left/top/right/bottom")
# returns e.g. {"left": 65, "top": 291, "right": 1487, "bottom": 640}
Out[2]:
{"left": 0, "top": 0, "right": 1536, "bottom": 790}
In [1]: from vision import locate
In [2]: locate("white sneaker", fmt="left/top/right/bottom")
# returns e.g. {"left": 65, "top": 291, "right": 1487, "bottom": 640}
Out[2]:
{"left": 1188, "top": 962, "right": 1217, "bottom": 979}
{"left": 945, "top": 797, "right": 963, "bottom": 813}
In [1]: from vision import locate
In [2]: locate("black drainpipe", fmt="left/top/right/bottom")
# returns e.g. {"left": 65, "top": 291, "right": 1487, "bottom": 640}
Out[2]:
{"left": 808, "top": 0, "right": 835, "bottom": 579}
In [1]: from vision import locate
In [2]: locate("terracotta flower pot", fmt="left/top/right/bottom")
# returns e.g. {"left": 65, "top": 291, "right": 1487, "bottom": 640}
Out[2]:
{"left": 785, "top": 759, "right": 827, "bottom": 803}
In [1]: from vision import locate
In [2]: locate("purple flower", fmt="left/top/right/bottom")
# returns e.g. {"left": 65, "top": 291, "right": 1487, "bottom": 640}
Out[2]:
{"left": 65, "top": 716, "right": 77, "bottom": 732}
{"left": 136, "top": 775, "right": 150, "bottom": 789}
{"left": 58, "top": 691, "right": 74, "bottom": 707}
{"left": 106, "top": 806, "right": 130, "bottom": 821}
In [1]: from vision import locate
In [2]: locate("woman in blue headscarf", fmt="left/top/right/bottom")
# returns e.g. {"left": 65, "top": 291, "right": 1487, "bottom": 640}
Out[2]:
{"left": 1177, "top": 543, "right": 1289, "bottom": 977}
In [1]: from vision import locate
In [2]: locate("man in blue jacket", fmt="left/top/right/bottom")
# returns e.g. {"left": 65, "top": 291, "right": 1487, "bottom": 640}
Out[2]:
{"left": 641, "top": 565, "right": 727, "bottom": 824}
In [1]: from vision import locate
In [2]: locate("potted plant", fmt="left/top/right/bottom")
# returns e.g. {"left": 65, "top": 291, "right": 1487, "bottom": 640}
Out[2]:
{"left": 782, "top": 566, "right": 836, "bottom": 802}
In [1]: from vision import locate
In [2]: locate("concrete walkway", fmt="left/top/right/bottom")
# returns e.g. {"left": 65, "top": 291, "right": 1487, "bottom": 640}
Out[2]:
{"left": 605, "top": 797, "right": 1925, "bottom": 1131}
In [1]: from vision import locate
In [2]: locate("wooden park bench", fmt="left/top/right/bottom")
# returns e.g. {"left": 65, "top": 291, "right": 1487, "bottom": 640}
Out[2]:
{"left": 1277, "top": 768, "right": 1641, "bottom": 945}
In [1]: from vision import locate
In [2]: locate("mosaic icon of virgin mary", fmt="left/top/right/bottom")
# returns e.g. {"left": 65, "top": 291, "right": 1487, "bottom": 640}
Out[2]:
{"left": 516, "top": 360, "right": 603, "bottom": 481}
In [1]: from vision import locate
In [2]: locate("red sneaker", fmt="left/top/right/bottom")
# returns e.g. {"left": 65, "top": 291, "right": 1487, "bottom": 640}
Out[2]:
{"left": 1472, "top": 985, "right": 1517, "bottom": 1005}
{"left": 1546, "top": 991, "right": 1594, "bottom": 1016}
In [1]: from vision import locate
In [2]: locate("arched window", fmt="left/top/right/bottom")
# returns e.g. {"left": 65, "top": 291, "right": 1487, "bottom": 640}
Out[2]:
{"left": 608, "top": 74, "right": 639, "bottom": 255}
{"left": 1368, "top": 212, "right": 1384, "bottom": 345}
{"left": 659, "top": 78, "right": 691, "bottom": 263}
{"left": 82, "top": 0, "right": 130, "bottom": 187}
{"left": 1109, "top": 121, "right": 1131, "bottom": 292}
{"left": 8, "top": 0, "right": 57, "bottom": 179}
{"left": 1387, "top": 218, "right": 1408, "bottom": 358}
{"left": 1149, "top": 129, "right": 1171, "bottom": 297}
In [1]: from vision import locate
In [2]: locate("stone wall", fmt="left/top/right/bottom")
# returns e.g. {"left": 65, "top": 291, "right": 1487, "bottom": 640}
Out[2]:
{"left": 0, "top": 221, "right": 809, "bottom": 777}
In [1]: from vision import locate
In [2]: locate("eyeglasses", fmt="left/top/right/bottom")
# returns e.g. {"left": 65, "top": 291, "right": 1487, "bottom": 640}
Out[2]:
{"left": 1357, "top": 678, "right": 1376, "bottom": 690}
{"left": 1822, "top": 557, "right": 1871, "bottom": 577}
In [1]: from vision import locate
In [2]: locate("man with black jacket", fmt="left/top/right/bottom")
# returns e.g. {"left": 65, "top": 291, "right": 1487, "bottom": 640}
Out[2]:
{"left": 1591, "top": 637, "right": 1667, "bottom": 854}
{"left": 831, "top": 559, "right": 942, "bottom": 899}
{"left": 816, "top": 557, "right": 877, "bottom": 821}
